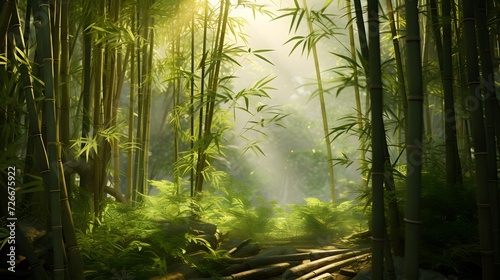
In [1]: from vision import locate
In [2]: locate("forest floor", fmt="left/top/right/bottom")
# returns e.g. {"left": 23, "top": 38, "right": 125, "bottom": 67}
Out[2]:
{"left": 0, "top": 220, "right": 469, "bottom": 280}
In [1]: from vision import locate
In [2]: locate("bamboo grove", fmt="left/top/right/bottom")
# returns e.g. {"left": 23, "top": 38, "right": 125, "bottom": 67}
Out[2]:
{"left": 1, "top": 0, "right": 500, "bottom": 279}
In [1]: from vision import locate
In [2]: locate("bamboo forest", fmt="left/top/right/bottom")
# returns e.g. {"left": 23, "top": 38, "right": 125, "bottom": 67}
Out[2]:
{"left": 2, "top": 0, "right": 500, "bottom": 279}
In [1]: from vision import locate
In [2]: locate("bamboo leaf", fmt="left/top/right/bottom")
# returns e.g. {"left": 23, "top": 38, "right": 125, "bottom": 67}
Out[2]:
{"left": 253, "top": 53, "right": 274, "bottom": 65}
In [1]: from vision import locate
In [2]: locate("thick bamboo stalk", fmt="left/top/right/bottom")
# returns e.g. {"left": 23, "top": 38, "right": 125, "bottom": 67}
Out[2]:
{"left": 34, "top": 1, "right": 65, "bottom": 278}
{"left": 367, "top": 0, "right": 384, "bottom": 278}
{"left": 58, "top": 161, "right": 86, "bottom": 279}
{"left": 15, "top": 227, "right": 49, "bottom": 280}
{"left": 474, "top": 0, "right": 500, "bottom": 270}
{"left": 353, "top": 0, "right": 368, "bottom": 61}
{"left": 462, "top": 0, "right": 496, "bottom": 278}
{"left": 346, "top": 0, "right": 366, "bottom": 186}
{"left": 433, "top": 0, "right": 463, "bottom": 189}
{"left": 404, "top": 0, "right": 424, "bottom": 279}
{"left": 9, "top": 5, "right": 49, "bottom": 280}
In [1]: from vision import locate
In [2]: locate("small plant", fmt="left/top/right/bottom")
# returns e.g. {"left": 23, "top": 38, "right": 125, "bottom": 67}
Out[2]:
{"left": 286, "top": 198, "right": 368, "bottom": 241}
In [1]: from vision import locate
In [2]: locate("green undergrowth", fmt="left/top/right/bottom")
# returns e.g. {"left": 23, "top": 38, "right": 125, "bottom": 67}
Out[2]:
{"left": 76, "top": 180, "right": 368, "bottom": 279}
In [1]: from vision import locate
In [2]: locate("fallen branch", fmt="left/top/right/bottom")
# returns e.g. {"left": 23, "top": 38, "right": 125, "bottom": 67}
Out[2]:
{"left": 295, "top": 253, "right": 370, "bottom": 280}
{"left": 282, "top": 248, "right": 370, "bottom": 279}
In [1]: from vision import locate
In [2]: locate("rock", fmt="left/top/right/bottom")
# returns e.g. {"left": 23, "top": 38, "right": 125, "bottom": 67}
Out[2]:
{"left": 352, "top": 257, "right": 449, "bottom": 280}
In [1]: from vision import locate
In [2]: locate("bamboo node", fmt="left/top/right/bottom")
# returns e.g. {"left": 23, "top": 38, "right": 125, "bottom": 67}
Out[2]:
{"left": 403, "top": 218, "right": 422, "bottom": 224}
{"left": 481, "top": 250, "right": 495, "bottom": 256}
{"left": 476, "top": 203, "right": 490, "bottom": 208}
{"left": 407, "top": 96, "right": 424, "bottom": 101}
{"left": 406, "top": 36, "right": 420, "bottom": 42}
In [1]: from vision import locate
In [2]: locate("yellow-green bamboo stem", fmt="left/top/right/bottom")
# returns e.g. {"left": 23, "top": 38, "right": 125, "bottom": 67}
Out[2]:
{"left": 302, "top": 0, "right": 335, "bottom": 202}
{"left": 195, "top": 0, "right": 230, "bottom": 194}
{"left": 126, "top": 39, "right": 135, "bottom": 202}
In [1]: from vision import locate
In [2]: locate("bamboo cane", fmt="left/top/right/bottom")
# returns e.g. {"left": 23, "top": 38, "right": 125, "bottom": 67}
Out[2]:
{"left": 367, "top": 0, "right": 385, "bottom": 279}
{"left": 295, "top": 253, "right": 370, "bottom": 280}
{"left": 301, "top": 0, "right": 335, "bottom": 202}
{"left": 34, "top": 1, "right": 65, "bottom": 278}
{"left": 404, "top": 0, "right": 424, "bottom": 279}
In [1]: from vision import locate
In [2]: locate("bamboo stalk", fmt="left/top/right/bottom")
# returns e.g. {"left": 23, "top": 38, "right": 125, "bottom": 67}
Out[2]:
{"left": 142, "top": 10, "right": 154, "bottom": 197}
{"left": 461, "top": 0, "right": 496, "bottom": 278}
{"left": 34, "top": 1, "right": 65, "bottom": 278}
{"left": 474, "top": 0, "right": 500, "bottom": 269}
{"left": 404, "top": 0, "right": 424, "bottom": 279}
{"left": 195, "top": 0, "right": 230, "bottom": 194}
{"left": 9, "top": 4, "right": 49, "bottom": 279}
{"left": 367, "top": 0, "right": 384, "bottom": 278}
{"left": 194, "top": 0, "right": 209, "bottom": 197}
{"left": 302, "top": 0, "right": 335, "bottom": 202}
{"left": 190, "top": 1, "right": 196, "bottom": 197}
{"left": 346, "top": 0, "right": 366, "bottom": 186}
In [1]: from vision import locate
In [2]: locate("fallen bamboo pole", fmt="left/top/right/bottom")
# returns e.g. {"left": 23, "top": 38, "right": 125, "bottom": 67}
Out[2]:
{"left": 295, "top": 253, "right": 371, "bottom": 280}
{"left": 224, "top": 248, "right": 353, "bottom": 264}
{"left": 282, "top": 248, "right": 370, "bottom": 279}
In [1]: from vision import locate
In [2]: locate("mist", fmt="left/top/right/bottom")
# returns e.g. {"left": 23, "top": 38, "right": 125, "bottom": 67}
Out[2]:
{"left": 216, "top": 0, "right": 364, "bottom": 205}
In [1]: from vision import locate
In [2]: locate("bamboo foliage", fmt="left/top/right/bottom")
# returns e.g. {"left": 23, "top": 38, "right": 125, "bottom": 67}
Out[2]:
{"left": 195, "top": 0, "right": 231, "bottom": 194}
